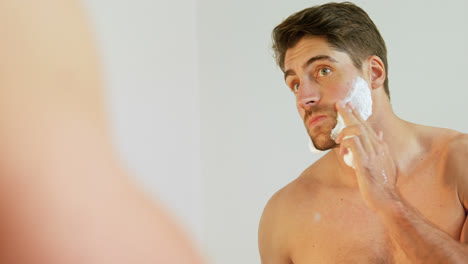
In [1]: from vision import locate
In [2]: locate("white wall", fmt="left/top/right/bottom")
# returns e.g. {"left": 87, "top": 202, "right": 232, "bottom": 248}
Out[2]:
{"left": 199, "top": 0, "right": 468, "bottom": 263}
{"left": 198, "top": 1, "right": 316, "bottom": 263}
{"left": 82, "top": 0, "right": 202, "bottom": 242}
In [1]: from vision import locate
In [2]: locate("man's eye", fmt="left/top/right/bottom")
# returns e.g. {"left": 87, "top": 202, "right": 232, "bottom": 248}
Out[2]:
{"left": 318, "top": 67, "right": 331, "bottom": 77}
{"left": 293, "top": 83, "right": 300, "bottom": 92}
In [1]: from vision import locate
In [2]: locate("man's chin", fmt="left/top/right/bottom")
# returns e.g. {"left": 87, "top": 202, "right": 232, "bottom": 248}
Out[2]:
{"left": 310, "top": 138, "right": 338, "bottom": 151}
{"left": 307, "top": 122, "right": 338, "bottom": 150}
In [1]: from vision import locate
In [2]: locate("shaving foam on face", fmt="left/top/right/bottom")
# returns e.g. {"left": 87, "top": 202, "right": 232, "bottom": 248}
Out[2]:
{"left": 308, "top": 76, "right": 373, "bottom": 168}
{"left": 330, "top": 77, "right": 373, "bottom": 141}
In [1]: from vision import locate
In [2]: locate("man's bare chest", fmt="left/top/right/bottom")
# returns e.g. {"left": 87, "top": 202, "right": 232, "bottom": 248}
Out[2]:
{"left": 286, "top": 173, "right": 465, "bottom": 264}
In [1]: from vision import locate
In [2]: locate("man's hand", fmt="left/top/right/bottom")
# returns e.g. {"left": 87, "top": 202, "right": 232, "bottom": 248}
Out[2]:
{"left": 332, "top": 102, "right": 468, "bottom": 264}
{"left": 335, "top": 101, "right": 400, "bottom": 214}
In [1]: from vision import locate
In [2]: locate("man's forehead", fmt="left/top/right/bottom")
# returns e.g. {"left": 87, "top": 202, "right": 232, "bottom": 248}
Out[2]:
{"left": 283, "top": 38, "right": 355, "bottom": 75}
{"left": 283, "top": 36, "right": 335, "bottom": 70}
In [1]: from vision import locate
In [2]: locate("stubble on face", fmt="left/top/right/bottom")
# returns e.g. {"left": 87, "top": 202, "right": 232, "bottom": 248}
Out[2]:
{"left": 304, "top": 104, "right": 339, "bottom": 150}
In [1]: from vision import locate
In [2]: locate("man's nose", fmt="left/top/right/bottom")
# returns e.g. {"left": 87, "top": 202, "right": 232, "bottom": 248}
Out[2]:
{"left": 297, "top": 80, "right": 320, "bottom": 109}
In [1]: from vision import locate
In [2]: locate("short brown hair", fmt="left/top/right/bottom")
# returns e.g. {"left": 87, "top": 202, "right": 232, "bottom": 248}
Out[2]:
{"left": 272, "top": 2, "right": 390, "bottom": 98}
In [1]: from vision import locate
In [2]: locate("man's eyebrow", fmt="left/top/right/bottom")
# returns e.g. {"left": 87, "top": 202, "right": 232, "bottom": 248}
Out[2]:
{"left": 283, "top": 55, "right": 338, "bottom": 80}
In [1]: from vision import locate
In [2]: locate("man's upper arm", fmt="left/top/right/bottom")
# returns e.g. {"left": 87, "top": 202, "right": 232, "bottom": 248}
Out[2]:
{"left": 258, "top": 189, "right": 291, "bottom": 264}
{"left": 446, "top": 133, "right": 468, "bottom": 243}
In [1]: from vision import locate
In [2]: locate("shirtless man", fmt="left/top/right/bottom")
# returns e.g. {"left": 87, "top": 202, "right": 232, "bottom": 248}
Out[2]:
{"left": 258, "top": 3, "right": 467, "bottom": 263}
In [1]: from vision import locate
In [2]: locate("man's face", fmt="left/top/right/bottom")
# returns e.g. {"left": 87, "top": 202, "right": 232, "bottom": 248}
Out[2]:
{"left": 283, "top": 36, "right": 365, "bottom": 150}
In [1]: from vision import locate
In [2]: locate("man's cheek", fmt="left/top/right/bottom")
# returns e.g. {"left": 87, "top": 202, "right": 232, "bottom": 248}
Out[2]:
{"left": 296, "top": 105, "right": 305, "bottom": 119}
{"left": 331, "top": 86, "right": 351, "bottom": 101}
{"left": 299, "top": 110, "right": 307, "bottom": 122}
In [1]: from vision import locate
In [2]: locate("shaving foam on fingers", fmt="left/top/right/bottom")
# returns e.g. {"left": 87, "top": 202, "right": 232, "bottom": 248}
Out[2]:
{"left": 341, "top": 135, "right": 356, "bottom": 168}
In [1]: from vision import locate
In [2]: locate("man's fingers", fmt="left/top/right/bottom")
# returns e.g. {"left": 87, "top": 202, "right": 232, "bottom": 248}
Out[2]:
{"left": 337, "top": 100, "right": 383, "bottom": 154}
{"left": 335, "top": 125, "right": 360, "bottom": 143}
{"left": 336, "top": 125, "right": 375, "bottom": 154}
{"left": 336, "top": 100, "right": 359, "bottom": 126}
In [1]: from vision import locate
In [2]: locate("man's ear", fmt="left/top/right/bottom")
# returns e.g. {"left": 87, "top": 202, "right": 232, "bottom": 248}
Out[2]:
{"left": 367, "top": 55, "right": 386, "bottom": 90}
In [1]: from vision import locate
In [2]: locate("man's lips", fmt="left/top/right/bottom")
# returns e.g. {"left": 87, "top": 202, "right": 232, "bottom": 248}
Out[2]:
{"left": 309, "top": 115, "right": 327, "bottom": 127}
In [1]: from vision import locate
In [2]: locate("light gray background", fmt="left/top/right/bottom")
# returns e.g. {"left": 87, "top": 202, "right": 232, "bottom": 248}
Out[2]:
{"left": 83, "top": 0, "right": 467, "bottom": 263}
{"left": 83, "top": 0, "right": 202, "bottom": 242}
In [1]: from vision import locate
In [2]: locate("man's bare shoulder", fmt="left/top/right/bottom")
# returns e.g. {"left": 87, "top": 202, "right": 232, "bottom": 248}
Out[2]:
{"left": 259, "top": 163, "right": 319, "bottom": 228}
{"left": 417, "top": 126, "right": 468, "bottom": 208}
{"left": 258, "top": 159, "right": 326, "bottom": 263}
{"left": 415, "top": 124, "right": 466, "bottom": 176}
{"left": 409, "top": 124, "right": 465, "bottom": 157}
{"left": 444, "top": 132, "right": 468, "bottom": 206}
{"left": 436, "top": 130, "right": 467, "bottom": 173}
{"left": 261, "top": 158, "right": 327, "bottom": 216}
{"left": 259, "top": 155, "right": 331, "bottom": 232}
{"left": 445, "top": 132, "right": 468, "bottom": 154}
{"left": 258, "top": 176, "right": 298, "bottom": 263}
{"left": 411, "top": 123, "right": 460, "bottom": 145}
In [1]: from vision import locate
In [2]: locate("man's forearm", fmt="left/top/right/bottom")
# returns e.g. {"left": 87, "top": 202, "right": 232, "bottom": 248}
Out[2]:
{"left": 381, "top": 197, "right": 467, "bottom": 264}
